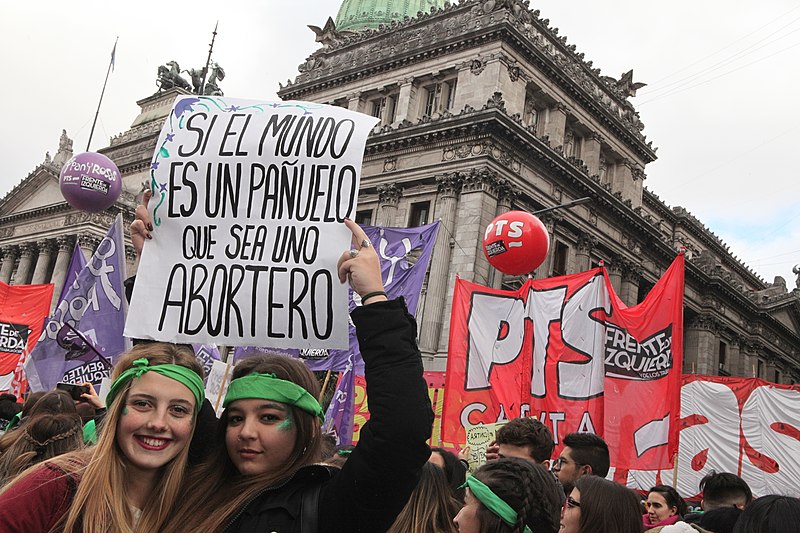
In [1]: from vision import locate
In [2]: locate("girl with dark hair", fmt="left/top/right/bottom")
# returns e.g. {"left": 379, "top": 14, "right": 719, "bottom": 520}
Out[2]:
{"left": 0, "top": 343, "right": 205, "bottom": 533}
{"left": 732, "top": 495, "right": 800, "bottom": 533}
{"left": 454, "top": 457, "right": 562, "bottom": 533}
{"left": 160, "top": 219, "right": 434, "bottom": 533}
{"left": 0, "top": 390, "right": 79, "bottom": 459}
{"left": 430, "top": 447, "right": 468, "bottom": 502}
{"left": 644, "top": 484, "right": 688, "bottom": 529}
{"left": 387, "top": 462, "right": 460, "bottom": 533}
{"left": 0, "top": 413, "right": 83, "bottom": 485}
{"left": 561, "top": 475, "right": 643, "bottom": 533}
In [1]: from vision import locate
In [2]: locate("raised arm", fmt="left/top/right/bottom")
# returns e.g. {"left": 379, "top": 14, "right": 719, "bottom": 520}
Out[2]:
{"left": 321, "top": 219, "right": 433, "bottom": 532}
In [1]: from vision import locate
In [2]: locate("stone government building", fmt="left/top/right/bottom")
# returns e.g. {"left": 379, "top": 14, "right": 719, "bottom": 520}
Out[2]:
{"left": 2, "top": 0, "right": 799, "bottom": 382}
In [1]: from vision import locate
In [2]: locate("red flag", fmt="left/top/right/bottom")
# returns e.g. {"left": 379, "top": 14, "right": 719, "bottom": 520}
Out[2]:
{"left": 0, "top": 282, "right": 53, "bottom": 397}
{"left": 602, "top": 253, "right": 684, "bottom": 469}
{"left": 441, "top": 254, "right": 684, "bottom": 471}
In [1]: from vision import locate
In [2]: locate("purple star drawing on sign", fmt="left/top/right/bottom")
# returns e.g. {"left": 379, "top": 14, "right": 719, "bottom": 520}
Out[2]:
{"left": 159, "top": 182, "right": 168, "bottom": 192}
{"left": 165, "top": 133, "right": 175, "bottom": 142}
{"left": 226, "top": 105, "right": 240, "bottom": 112}
{"left": 151, "top": 162, "right": 160, "bottom": 170}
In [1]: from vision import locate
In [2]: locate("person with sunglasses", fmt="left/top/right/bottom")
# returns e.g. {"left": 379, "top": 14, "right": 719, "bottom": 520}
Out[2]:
{"left": 453, "top": 457, "right": 561, "bottom": 533}
{"left": 560, "top": 475, "right": 643, "bottom": 533}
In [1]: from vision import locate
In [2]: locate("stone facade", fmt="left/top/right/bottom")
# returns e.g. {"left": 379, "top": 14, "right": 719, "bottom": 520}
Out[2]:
{"left": 279, "top": 0, "right": 800, "bottom": 379}
{"left": 2, "top": 1, "right": 799, "bottom": 382}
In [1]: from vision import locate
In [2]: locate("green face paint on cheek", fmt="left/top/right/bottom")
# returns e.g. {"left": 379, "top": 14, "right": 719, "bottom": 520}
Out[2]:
{"left": 122, "top": 407, "right": 128, "bottom": 415}
{"left": 277, "top": 413, "right": 294, "bottom": 432}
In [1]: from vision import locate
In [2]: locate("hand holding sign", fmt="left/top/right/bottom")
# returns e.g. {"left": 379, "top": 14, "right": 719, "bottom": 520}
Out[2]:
{"left": 337, "top": 219, "right": 387, "bottom": 305}
{"left": 125, "top": 97, "right": 379, "bottom": 348}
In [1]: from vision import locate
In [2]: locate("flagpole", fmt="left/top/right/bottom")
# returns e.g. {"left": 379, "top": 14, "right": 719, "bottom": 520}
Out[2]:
{"left": 199, "top": 22, "right": 219, "bottom": 95}
{"left": 318, "top": 369, "right": 332, "bottom": 403}
{"left": 86, "top": 37, "right": 118, "bottom": 152}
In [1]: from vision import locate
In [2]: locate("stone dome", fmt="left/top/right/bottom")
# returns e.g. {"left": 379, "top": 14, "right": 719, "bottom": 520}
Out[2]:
{"left": 335, "top": 0, "right": 447, "bottom": 32}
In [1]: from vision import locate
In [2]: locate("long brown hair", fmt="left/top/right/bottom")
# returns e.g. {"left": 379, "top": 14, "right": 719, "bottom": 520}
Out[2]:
{"left": 387, "top": 462, "right": 460, "bottom": 533}
{"left": 0, "top": 412, "right": 83, "bottom": 485}
{"left": 162, "top": 353, "right": 323, "bottom": 533}
{"left": 0, "top": 343, "right": 203, "bottom": 533}
{"left": 574, "top": 475, "right": 643, "bottom": 533}
{"left": 0, "top": 390, "right": 77, "bottom": 455}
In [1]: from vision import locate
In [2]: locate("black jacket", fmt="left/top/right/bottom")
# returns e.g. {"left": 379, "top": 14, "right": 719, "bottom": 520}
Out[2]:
{"left": 225, "top": 298, "right": 434, "bottom": 533}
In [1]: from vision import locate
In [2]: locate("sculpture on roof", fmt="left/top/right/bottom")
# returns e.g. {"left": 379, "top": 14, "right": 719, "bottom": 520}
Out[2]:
{"left": 204, "top": 62, "right": 225, "bottom": 96}
{"left": 793, "top": 264, "right": 800, "bottom": 289}
{"left": 615, "top": 69, "right": 647, "bottom": 98}
{"left": 308, "top": 17, "right": 356, "bottom": 49}
{"left": 157, "top": 61, "right": 192, "bottom": 92}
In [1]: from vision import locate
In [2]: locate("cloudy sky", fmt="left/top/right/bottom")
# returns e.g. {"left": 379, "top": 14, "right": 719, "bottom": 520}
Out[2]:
{"left": 3, "top": 1, "right": 799, "bottom": 285}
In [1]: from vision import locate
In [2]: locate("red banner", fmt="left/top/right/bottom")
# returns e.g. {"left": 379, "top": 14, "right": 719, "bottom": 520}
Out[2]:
{"left": 624, "top": 375, "right": 800, "bottom": 498}
{"left": 441, "top": 254, "right": 684, "bottom": 470}
{"left": 0, "top": 282, "right": 53, "bottom": 395}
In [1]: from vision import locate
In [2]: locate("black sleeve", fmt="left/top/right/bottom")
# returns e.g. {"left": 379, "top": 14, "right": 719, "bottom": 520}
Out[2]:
{"left": 318, "top": 298, "right": 433, "bottom": 533}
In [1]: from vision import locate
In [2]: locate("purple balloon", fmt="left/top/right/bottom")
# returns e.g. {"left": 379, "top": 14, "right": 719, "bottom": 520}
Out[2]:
{"left": 59, "top": 152, "right": 122, "bottom": 212}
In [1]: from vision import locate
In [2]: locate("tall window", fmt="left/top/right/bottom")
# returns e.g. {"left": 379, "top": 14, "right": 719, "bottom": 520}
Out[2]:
{"left": 369, "top": 93, "right": 398, "bottom": 125}
{"left": 757, "top": 359, "right": 764, "bottom": 379}
{"left": 409, "top": 201, "right": 431, "bottom": 227}
{"left": 552, "top": 242, "right": 569, "bottom": 276}
{"left": 718, "top": 341, "right": 729, "bottom": 376}
{"left": 423, "top": 79, "right": 457, "bottom": 117}
{"left": 355, "top": 210, "right": 372, "bottom": 225}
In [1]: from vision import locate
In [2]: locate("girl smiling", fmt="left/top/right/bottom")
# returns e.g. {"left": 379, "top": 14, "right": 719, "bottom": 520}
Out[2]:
{"left": 0, "top": 344, "right": 205, "bottom": 533}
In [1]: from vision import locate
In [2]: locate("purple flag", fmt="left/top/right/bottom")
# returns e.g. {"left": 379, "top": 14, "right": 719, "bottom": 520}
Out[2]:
{"left": 26, "top": 215, "right": 128, "bottom": 391}
{"left": 322, "top": 354, "right": 356, "bottom": 446}
{"left": 57, "top": 243, "right": 87, "bottom": 304}
{"left": 192, "top": 343, "right": 222, "bottom": 384}
{"left": 233, "top": 221, "right": 440, "bottom": 373}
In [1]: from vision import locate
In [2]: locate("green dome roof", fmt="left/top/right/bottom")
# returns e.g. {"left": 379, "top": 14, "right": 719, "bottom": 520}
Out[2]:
{"left": 335, "top": 0, "right": 447, "bottom": 32}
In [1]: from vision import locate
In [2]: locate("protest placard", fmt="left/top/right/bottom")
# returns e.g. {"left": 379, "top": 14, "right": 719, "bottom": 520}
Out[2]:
{"left": 125, "top": 96, "right": 378, "bottom": 348}
{"left": 466, "top": 420, "right": 508, "bottom": 471}
{"left": 205, "top": 359, "right": 233, "bottom": 417}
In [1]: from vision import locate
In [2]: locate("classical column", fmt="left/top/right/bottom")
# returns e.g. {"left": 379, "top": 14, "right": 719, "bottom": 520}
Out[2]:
{"left": 31, "top": 239, "right": 55, "bottom": 285}
{"left": 533, "top": 213, "right": 558, "bottom": 279}
{"left": 728, "top": 336, "right": 743, "bottom": 377}
{"left": 375, "top": 184, "right": 402, "bottom": 227}
{"left": 542, "top": 102, "right": 567, "bottom": 147}
{"left": 489, "top": 179, "right": 516, "bottom": 289}
{"left": 50, "top": 236, "right": 75, "bottom": 308}
{"left": 684, "top": 315, "right": 718, "bottom": 375}
{"left": 0, "top": 246, "right": 18, "bottom": 284}
{"left": 619, "top": 261, "right": 642, "bottom": 307}
{"left": 79, "top": 233, "right": 100, "bottom": 261}
{"left": 575, "top": 232, "right": 595, "bottom": 273}
{"left": 606, "top": 262, "right": 623, "bottom": 299}
{"left": 438, "top": 168, "right": 500, "bottom": 352}
{"left": 12, "top": 243, "right": 35, "bottom": 285}
{"left": 419, "top": 173, "right": 462, "bottom": 354}
{"left": 582, "top": 134, "right": 602, "bottom": 176}
{"left": 346, "top": 91, "right": 362, "bottom": 113}
{"left": 394, "top": 77, "right": 416, "bottom": 125}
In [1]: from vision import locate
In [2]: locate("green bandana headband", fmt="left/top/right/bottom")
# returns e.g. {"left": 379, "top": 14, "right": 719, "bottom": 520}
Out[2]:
{"left": 223, "top": 373, "right": 324, "bottom": 422}
{"left": 460, "top": 476, "right": 533, "bottom": 533}
{"left": 105, "top": 358, "right": 205, "bottom": 412}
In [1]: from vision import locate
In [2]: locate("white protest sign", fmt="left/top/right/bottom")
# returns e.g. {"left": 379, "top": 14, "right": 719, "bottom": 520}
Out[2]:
{"left": 125, "top": 96, "right": 378, "bottom": 348}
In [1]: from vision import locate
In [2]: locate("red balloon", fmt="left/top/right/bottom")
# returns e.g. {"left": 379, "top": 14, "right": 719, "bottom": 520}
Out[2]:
{"left": 59, "top": 152, "right": 122, "bottom": 213}
{"left": 482, "top": 211, "right": 550, "bottom": 276}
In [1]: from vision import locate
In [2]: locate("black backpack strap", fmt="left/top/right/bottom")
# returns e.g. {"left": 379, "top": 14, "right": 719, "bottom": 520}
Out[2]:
{"left": 300, "top": 482, "right": 322, "bottom": 533}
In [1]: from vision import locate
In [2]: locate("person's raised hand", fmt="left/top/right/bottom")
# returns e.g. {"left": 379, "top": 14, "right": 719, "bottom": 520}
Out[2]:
{"left": 337, "top": 219, "right": 387, "bottom": 305}
{"left": 130, "top": 189, "right": 153, "bottom": 259}
{"left": 79, "top": 382, "right": 104, "bottom": 409}
{"left": 485, "top": 440, "right": 500, "bottom": 462}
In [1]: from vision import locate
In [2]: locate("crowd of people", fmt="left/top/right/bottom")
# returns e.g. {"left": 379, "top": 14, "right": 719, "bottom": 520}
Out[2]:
{"left": 0, "top": 201, "right": 796, "bottom": 532}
